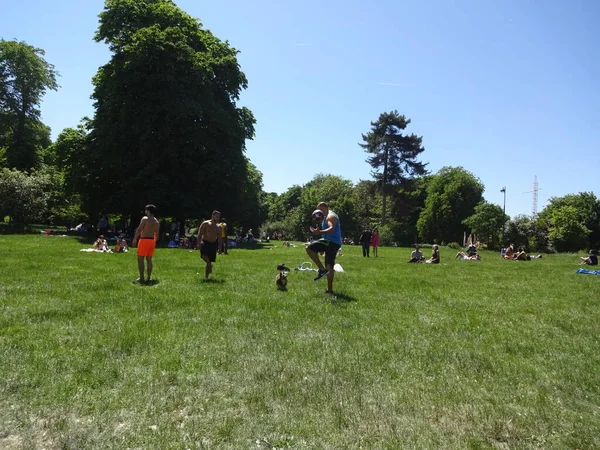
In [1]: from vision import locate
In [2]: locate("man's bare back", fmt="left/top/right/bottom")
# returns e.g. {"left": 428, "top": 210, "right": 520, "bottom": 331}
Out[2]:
{"left": 137, "top": 215, "right": 160, "bottom": 238}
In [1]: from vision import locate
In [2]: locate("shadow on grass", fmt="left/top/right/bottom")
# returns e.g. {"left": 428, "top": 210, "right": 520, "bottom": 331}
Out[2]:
{"left": 233, "top": 242, "right": 276, "bottom": 251}
{"left": 324, "top": 292, "right": 356, "bottom": 304}
{"left": 131, "top": 279, "right": 161, "bottom": 286}
{"left": 200, "top": 278, "right": 226, "bottom": 284}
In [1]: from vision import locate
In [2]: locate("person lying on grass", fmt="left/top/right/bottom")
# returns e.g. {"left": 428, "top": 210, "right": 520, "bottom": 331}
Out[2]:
{"left": 455, "top": 251, "right": 480, "bottom": 260}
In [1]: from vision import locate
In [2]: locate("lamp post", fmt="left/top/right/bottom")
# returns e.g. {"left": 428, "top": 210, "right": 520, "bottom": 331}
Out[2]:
{"left": 500, "top": 187, "right": 506, "bottom": 215}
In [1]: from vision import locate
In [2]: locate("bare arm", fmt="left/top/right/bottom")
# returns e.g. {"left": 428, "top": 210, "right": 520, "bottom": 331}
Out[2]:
{"left": 133, "top": 217, "right": 147, "bottom": 244}
{"left": 310, "top": 213, "right": 337, "bottom": 235}
{"left": 197, "top": 221, "right": 207, "bottom": 243}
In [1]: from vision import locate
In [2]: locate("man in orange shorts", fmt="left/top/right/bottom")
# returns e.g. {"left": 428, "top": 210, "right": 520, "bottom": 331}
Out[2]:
{"left": 132, "top": 204, "right": 160, "bottom": 283}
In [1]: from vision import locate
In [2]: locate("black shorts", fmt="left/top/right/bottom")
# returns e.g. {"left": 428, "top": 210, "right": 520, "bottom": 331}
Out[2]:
{"left": 308, "top": 238, "right": 341, "bottom": 267}
{"left": 201, "top": 240, "right": 218, "bottom": 262}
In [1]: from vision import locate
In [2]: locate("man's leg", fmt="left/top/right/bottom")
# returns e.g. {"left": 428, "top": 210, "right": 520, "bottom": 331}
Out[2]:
{"left": 137, "top": 256, "right": 145, "bottom": 281}
{"left": 306, "top": 247, "right": 325, "bottom": 271}
{"left": 202, "top": 255, "right": 212, "bottom": 279}
{"left": 326, "top": 264, "right": 334, "bottom": 293}
{"left": 146, "top": 256, "right": 153, "bottom": 281}
{"left": 223, "top": 238, "right": 228, "bottom": 254}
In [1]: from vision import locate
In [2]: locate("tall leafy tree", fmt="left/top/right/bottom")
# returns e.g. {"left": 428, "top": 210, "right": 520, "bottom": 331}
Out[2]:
{"left": 462, "top": 202, "right": 509, "bottom": 249}
{"left": 234, "top": 160, "right": 266, "bottom": 232}
{"left": 360, "top": 111, "right": 428, "bottom": 225}
{"left": 538, "top": 192, "right": 600, "bottom": 250}
{"left": 503, "top": 214, "right": 532, "bottom": 248}
{"left": 417, "top": 166, "right": 484, "bottom": 243}
{"left": 49, "top": 122, "right": 89, "bottom": 196}
{"left": 0, "top": 39, "right": 58, "bottom": 171}
{"left": 85, "top": 0, "right": 255, "bottom": 224}
{"left": 352, "top": 180, "right": 380, "bottom": 229}
{"left": 545, "top": 205, "right": 590, "bottom": 252}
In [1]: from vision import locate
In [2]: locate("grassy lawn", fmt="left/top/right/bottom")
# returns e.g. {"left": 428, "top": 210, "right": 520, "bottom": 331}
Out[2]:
{"left": 0, "top": 234, "right": 599, "bottom": 449}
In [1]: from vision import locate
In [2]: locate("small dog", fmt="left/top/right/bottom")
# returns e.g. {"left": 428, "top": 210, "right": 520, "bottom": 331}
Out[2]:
{"left": 276, "top": 263, "right": 290, "bottom": 290}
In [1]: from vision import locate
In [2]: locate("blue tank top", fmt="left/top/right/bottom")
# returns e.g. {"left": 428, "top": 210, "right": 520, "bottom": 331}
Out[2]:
{"left": 322, "top": 210, "right": 342, "bottom": 245}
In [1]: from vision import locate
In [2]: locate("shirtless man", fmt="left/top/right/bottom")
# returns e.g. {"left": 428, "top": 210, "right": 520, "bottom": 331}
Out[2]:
{"left": 132, "top": 204, "right": 160, "bottom": 283}
{"left": 198, "top": 210, "right": 221, "bottom": 280}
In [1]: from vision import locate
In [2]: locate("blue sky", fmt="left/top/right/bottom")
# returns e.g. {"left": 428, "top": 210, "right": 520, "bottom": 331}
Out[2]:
{"left": 2, "top": 0, "right": 599, "bottom": 218}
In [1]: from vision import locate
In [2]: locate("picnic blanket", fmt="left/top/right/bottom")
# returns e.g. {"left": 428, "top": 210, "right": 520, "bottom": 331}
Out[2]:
{"left": 576, "top": 268, "right": 600, "bottom": 275}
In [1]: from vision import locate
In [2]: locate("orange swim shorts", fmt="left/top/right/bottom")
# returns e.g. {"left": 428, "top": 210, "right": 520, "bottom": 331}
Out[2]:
{"left": 137, "top": 237, "right": 156, "bottom": 257}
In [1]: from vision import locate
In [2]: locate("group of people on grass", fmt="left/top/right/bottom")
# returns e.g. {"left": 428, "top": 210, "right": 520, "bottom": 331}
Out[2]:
{"left": 128, "top": 202, "right": 344, "bottom": 293}
{"left": 408, "top": 245, "right": 441, "bottom": 264}
{"left": 94, "top": 203, "right": 600, "bottom": 290}
{"left": 501, "top": 244, "right": 543, "bottom": 261}
{"left": 90, "top": 235, "right": 129, "bottom": 253}
{"left": 358, "top": 227, "right": 380, "bottom": 258}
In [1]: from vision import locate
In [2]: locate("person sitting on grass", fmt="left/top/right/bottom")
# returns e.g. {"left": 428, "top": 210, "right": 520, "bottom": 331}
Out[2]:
{"left": 114, "top": 237, "right": 128, "bottom": 253}
{"left": 503, "top": 244, "right": 515, "bottom": 259}
{"left": 455, "top": 251, "right": 480, "bottom": 260}
{"left": 513, "top": 246, "right": 529, "bottom": 261}
{"left": 581, "top": 249, "right": 598, "bottom": 266}
{"left": 425, "top": 244, "right": 440, "bottom": 264}
{"left": 93, "top": 235, "right": 109, "bottom": 252}
{"left": 408, "top": 246, "right": 424, "bottom": 263}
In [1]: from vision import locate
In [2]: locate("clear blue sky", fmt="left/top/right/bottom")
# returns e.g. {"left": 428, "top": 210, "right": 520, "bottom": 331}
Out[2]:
{"left": 2, "top": 0, "right": 599, "bottom": 218}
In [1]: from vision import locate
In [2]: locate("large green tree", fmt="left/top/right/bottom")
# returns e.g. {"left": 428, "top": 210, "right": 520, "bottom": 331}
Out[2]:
{"left": 545, "top": 205, "right": 590, "bottom": 252}
{"left": 49, "top": 122, "right": 89, "bottom": 196}
{"left": 234, "top": 160, "right": 266, "bottom": 232}
{"left": 0, "top": 39, "right": 58, "bottom": 171}
{"left": 417, "top": 166, "right": 484, "bottom": 243}
{"left": 503, "top": 214, "right": 532, "bottom": 248}
{"left": 462, "top": 202, "right": 509, "bottom": 249}
{"left": 84, "top": 0, "right": 255, "bottom": 224}
{"left": 538, "top": 192, "right": 600, "bottom": 250}
{"left": 360, "top": 111, "right": 428, "bottom": 225}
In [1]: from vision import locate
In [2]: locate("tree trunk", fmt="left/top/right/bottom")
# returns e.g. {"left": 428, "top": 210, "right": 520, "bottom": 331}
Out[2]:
{"left": 381, "top": 143, "right": 389, "bottom": 225}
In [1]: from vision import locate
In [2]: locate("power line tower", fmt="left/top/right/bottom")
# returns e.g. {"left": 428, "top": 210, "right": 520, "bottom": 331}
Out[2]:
{"left": 523, "top": 175, "right": 541, "bottom": 218}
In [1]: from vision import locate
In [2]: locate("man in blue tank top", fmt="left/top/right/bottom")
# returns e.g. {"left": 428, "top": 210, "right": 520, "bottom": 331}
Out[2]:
{"left": 306, "top": 202, "right": 342, "bottom": 294}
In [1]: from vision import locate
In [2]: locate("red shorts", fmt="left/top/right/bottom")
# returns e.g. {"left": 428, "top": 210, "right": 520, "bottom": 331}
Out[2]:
{"left": 137, "top": 237, "right": 156, "bottom": 257}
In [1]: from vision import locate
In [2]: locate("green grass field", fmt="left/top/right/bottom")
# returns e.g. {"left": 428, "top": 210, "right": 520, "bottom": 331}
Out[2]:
{"left": 1, "top": 234, "right": 599, "bottom": 449}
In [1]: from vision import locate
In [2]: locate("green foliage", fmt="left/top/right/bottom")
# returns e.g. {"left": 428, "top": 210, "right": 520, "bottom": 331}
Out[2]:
{"left": 0, "top": 168, "right": 52, "bottom": 227}
{"left": 377, "top": 224, "right": 395, "bottom": 246}
{"left": 503, "top": 214, "right": 532, "bottom": 248}
{"left": 539, "top": 192, "right": 600, "bottom": 250}
{"left": 264, "top": 175, "right": 356, "bottom": 241}
{"left": 85, "top": 0, "right": 255, "bottom": 222}
{"left": 234, "top": 159, "right": 266, "bottom": 231}
{"left": 0, "top": 39, "right": 58, "bottom": 171}
{"left": 546, "top": 205, "right": 590, "bottom": 252}
{"left": 360, "top": 111, "right": 428, "bottom": 224}
{"left": 417, "top": 166, "right": 484, "bottom": 243}
{"left": 47, "top": 122, "right": 88, "bottom": 196}
{"left": 462, "top": 202, "right": 508, "bottom": 249}
{"left": 352, "top": 179, "right": 380, "bottom": 229}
